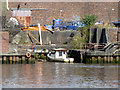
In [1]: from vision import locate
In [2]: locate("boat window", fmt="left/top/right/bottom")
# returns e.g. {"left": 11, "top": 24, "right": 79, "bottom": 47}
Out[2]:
{"left": 63, "top": 51, "right": 65, "bottom": 54}
{"left": 51, "top": 54, "right": 55, "bottom": 57}
{"left": 59, "top": 51, "right": 62, "bottom": 56}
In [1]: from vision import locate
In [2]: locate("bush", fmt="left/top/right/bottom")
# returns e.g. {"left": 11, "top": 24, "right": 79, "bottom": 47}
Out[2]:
{"left": 34, "top": 54, "right": 46, "bottom": 60}
{"left": 71, "top": 27, "right": 89, "bottom": 49}
{"left": 34, "top": 54, "right": 40, "bottom": 59}
{"left": 82, "top": 14, "right": 97, "bottom": 27}
{"left": 40, "top": 54, "right": 46, "bottom": 60}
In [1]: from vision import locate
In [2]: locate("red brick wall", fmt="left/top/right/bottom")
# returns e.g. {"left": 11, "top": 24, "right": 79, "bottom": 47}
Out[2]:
{"left": 0, "top": 30, "right": 9, "bottom": 52}
{"left": 8, "top": 2, "right": 118, "bottom": 25}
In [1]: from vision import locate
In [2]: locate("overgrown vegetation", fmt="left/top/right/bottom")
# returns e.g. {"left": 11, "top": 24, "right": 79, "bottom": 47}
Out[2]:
{"left": 81, "top": 14, "right": 97, "bottom": 27}
{"left": 71, "top": 27, "right": 89, "bottom": 49}
{"left": 71, "top": 14, "right": 97, "bottom": 49}
{"left": 34, "top": 54, "right": 46, "bottom": 60}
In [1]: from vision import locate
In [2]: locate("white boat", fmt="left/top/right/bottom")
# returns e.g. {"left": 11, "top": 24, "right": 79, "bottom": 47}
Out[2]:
{"left": 47, "top": 48, "right": 74, "bottom": 63}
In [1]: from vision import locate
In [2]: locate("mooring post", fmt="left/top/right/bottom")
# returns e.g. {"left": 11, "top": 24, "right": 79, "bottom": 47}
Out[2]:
{"left": 16, "top": 56, "right": 19, "bottom": 63}
{"left": 3, "top": 56, "right": 7, "bottom": 61}
{"left": 22, "top": 56, "right": 26, "bottom": 61}
{"left": 9, "top": 56, "right": 13, "bottom": 64}
{"left": 108, "top": 56, "right": 110, "bottom": 63}
{"left": 80, "top": 54, "right": 83, "bottom": 63}
{"left": 98, "top": 56, "right": 101, "bottom": 63}
{"left": 116, "top": 56, "right": 119, "bottom": 63}
{"left": 89, "top": 57, "right": 92, "bottom": 64}
{"left": 13, "top": 56, "right": 16, "bottom": 64}
{"left": 18, "top": 56, "right": 22, "bottom": 64}
{"left": 92, "top": 57, "right": 96, "bottom": 64}
{"left": 104, "top": 56, "right": 107, "bottom": 63}
{"left": 110, "top": 56, "right": 113, "bottom": 63}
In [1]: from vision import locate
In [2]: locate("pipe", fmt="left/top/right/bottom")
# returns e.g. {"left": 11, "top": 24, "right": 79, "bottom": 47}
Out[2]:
{"left": 6, "top": 0, "right": 9, "bottom": 10}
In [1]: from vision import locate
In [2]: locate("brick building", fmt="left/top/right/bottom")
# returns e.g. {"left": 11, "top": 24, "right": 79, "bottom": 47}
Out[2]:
{"left": 8, "top": 2, "right": 119, "bottom": 26}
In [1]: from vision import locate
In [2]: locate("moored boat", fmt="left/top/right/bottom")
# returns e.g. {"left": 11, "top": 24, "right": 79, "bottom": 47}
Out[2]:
{"left": 47, "top": 48, "right": 74, "bottom": 63}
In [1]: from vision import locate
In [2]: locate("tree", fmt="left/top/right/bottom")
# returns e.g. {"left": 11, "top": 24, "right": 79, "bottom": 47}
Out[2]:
{"left": 82, "top": 14, "right": 97, "bottom": 27}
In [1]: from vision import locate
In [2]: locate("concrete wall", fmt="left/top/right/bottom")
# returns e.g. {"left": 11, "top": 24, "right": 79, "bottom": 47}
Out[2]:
{"left": 11, "top": 28, "right": 119, "bottom": 45}
{"left": 89, "top": 28, "right": 119, "bottom": 45}
{"left": 11, "top": 30, "right": 78, "bottom": 45}
{"left": 8, "top": 2, "right": 118, "bottom": 25}
{"left": 0, "top": 30, "right": 9, "bottom": 52}
{"left": 118, "top": 31, "right": 120, "bottom": 41}
{"left": 41, "top": 31, "right": 78, "bottom": 45}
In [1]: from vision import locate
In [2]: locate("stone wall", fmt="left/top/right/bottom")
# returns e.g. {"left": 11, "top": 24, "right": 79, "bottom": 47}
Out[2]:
{"left": 0, "top": 30, "right": 9, "bottom": 52}
{"left": 8, "top": 2, "right": 118, "bottom": 25}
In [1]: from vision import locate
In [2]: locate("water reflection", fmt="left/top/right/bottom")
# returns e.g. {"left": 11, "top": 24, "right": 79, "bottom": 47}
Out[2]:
{"left": 2, "top": 62, "right": 119, "bottom": 88}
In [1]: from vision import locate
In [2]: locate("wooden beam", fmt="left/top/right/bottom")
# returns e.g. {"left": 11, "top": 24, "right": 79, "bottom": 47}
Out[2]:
{"left": 27, "top": 32, "right": 42, "bottom": 45}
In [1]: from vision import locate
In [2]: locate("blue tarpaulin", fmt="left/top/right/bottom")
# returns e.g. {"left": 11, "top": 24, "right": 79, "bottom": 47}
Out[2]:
{"left": 112, "top": 21, "right": 120, "bottom": 27}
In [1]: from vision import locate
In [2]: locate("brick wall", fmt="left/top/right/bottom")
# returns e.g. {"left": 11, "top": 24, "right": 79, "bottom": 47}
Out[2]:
{"left": 118, "top": 1, "right": 120, "bottom": 20}
{"left": 8, "top": 2, "right": 118, "bottom": 25}
{"left": 0, "top": 30, "right": 9, "bottom": 52}
{"left": 106, "top": 28, "right": 119, "bottom": 43}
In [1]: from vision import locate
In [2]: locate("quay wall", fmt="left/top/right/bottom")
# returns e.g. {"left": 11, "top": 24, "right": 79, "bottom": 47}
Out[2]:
{"left": 0, "top": 28, "right": 119, "bottom": 53}
{"left": 68, "top": 50, "right": 120, "bottom": 63}
{"left": 11, "top": 28, "right": 119, "bottom": 45}
{"left": 11, "top": 30, "right": 78, "bottom": 45}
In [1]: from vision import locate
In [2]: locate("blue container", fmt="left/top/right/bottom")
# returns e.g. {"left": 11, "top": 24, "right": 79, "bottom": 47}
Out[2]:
{"left": 53, "top": 19, "right": 62, "bottom": 28}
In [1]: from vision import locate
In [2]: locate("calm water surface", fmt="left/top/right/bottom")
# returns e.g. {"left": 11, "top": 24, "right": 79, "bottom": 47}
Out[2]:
{"left": 2, "top": 62, "right": 119, "bottom": 88}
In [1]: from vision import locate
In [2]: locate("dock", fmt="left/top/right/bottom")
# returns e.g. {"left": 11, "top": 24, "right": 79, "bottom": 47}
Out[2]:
{"left": 69, "top": 50, "right": 120, "bottom": 64}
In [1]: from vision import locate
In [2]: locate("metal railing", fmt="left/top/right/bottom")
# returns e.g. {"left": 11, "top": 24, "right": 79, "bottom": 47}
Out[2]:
{"left": 79, "top": 43, "right": 106, "bottom": 50}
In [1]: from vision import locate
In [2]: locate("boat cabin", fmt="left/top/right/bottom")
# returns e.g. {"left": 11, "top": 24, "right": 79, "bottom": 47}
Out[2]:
{"left": 50, "top": 48, "right": 67, "bottom": 59}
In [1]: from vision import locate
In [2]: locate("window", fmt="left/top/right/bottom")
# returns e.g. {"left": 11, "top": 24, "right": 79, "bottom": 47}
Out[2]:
{"left": 59, "top": 51, "right": 62, "bottom": 56}
{"left": 63, "top": 51, "right": 65, "bottom": 54}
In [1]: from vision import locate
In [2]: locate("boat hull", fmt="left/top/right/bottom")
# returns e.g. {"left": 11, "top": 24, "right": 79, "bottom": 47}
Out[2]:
{"left": 47, "top": 54, "right": 64, "bottom": 62}
{"left": 47, "top": 54, "right": 74, "bottom": 63}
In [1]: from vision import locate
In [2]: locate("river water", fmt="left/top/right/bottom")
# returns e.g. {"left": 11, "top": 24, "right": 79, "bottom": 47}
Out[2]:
{"left": 1, "top": 62, "right": 119, "bottom": 88}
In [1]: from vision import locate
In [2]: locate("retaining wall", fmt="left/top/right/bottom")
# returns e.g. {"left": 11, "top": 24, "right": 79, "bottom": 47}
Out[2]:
{"left": 11, "top": 30, "right": 78, "bottom": 45}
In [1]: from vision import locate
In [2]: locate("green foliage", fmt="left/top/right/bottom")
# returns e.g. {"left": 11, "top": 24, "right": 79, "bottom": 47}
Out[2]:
{"left": 71, "top": 27, "right": 89, "bottom": 49}
{"left": 40, "top": 54, "right": 46, "bottom": 60}
{"left": 35, "top": 54, "right": 41, "bottom": 59}
{"left": 34, "top": 54, "right": 46, "bottom": 60}
{"left": 71, "top": 14, "right": 97, "bottom": 49}
{"left": 82, "top": 14, "right": 97, "bottom": 27}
